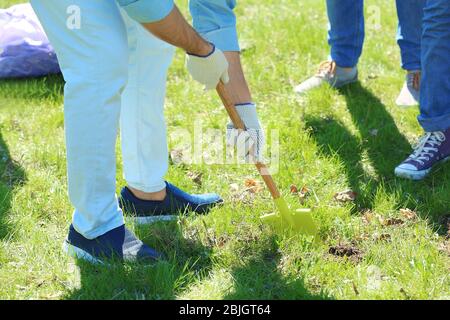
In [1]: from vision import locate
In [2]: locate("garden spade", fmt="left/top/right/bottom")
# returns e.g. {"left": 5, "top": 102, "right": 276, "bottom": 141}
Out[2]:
{"left": 216, "top": 82, "right": 318, "bottom": 238}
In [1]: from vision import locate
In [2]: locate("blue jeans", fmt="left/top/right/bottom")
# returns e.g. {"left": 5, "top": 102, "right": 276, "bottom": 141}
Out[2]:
{"left": 417, "top": 0, "right": 450, "bottom": 132}
{"left": 396, "top": 0, "right": 425, "bottom": 71}
{"left": 326, "top": 0, "right": 425, "bottom": 70}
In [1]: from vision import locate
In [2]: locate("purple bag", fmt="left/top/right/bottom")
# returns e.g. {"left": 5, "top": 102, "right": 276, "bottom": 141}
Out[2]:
{"left": 0, "top": 3, "right": 60, "bottom": 78}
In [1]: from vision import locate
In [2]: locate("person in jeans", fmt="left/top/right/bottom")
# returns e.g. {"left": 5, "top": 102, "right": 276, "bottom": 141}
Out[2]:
{"left": 30, "top": 0, "right": 264, "bottom": 263}
{"left": 294, "top": 0, "right": 425, "bottom": 107}
{"left": 395, "top": 0, "right": 450, "bottom": 180}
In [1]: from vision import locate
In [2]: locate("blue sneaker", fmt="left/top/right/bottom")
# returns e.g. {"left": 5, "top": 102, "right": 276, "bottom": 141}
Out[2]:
{"left": 395, "top": 128, "right": 450, "bottom": 180}
{"left": 119, "top": 181, "right": 223, "bottom": 224}
{"left": 63, "top": 224, "right": 163, "bottom": 264}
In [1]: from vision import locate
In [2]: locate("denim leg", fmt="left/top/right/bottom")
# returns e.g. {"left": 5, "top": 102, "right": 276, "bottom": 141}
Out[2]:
{"left": 326, "top": 0, "right": 364, "bottom": 68}
{"left": 418, "top": 0, "right": 450, "bottom": 132}
{"left": 30, "top": 0, "right": 128, "bottom": 239}
{"left": 396, "top": 0, "right": 425, "bottom": 71}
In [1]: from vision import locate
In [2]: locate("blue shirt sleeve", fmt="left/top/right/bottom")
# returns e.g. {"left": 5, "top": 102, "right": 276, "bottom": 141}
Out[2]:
{"left": 117, "top": 0, "right": 174, "bottom": 23}
{"left": 189, "top": 0, "right": 240, "bottom": 51}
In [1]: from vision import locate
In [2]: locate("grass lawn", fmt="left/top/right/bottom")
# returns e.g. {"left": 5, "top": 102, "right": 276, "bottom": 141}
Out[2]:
{"left": 0, "top": 0, "right": 449, "bottom": 300}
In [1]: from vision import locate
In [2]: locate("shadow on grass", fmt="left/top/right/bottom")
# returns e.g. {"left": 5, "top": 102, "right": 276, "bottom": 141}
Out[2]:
{"left": 62, "top": 220, "right": 329, "bottom": 300}
{"left": 223, "top": 239, "right": 331, "bottom": 300}
{"left": 0, "top": 131, "right": 26, "bottom": 240}
{"left": 305, "top": 82, "right": 450, "bottom": 220}
{"left": 340, "top": 83, "right": 412, "bottom": 178}
{"left": 63, "top": 221, "right": 214, "bottom": 300}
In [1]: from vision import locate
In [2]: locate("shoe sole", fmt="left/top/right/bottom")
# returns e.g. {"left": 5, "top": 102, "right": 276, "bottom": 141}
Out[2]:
{"left": 294, "top": 76, "right": 358, "bottom": 95}
{"left": 63, "top": 240, "right": 104, "bottom": 265}
{"left": 124, "top": 200, "right": 224, "bottom": 225}
{"left": 132, "top": 214, "right": 178, "bottom": 225}
{"left": 395, "top": 100, "right": 419, "bottom": 108}
{"left": 395, "top": 97, "right": 419, "bottom": 108}
{"left": 395, "top": 156, "right": 450, "bottom": 180}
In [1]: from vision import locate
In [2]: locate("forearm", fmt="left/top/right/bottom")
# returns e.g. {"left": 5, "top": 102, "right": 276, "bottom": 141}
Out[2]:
{"left": 142, "top": 6, "right": 212, "bottom": 56}
{"left": 223, "top": 52, "right": 252, "bottom": 104}
{"left": 189, "top": 1, "right": 250, "bottom": 103}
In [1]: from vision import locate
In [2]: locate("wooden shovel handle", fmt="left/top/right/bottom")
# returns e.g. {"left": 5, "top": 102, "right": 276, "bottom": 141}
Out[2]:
{"left": 216, "top": 82, "right": 281, "bottom": 200}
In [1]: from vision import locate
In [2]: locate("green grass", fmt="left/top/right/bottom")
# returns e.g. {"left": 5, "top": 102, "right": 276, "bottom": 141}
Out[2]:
{"left": 0, "top": 0, "right": 449, "bottom": 300}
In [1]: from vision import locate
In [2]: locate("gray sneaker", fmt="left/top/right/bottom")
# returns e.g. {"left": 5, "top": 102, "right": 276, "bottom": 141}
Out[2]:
{"left": 396, "top": 70, "right": 420, "bottom": 107}
{"left": 294, "top": 61, "right": 358, "bottom": 95}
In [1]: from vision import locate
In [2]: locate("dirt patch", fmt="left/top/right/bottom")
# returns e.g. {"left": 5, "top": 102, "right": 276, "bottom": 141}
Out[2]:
{"left": 438, "top": 214, "right": 450, "bottom": 239}
{"left": 438, "top": 240, "right": 450, "bottom": 257}
{"left": 329, "top": 244, "right": 363, "bottom": 262}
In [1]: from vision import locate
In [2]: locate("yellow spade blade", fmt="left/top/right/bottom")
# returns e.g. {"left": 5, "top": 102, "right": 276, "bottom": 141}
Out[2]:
{"left": 260, "top": 197, "right": 318, "bottom": 238}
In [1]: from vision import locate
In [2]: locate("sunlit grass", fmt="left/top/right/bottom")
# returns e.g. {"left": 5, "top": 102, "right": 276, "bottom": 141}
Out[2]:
{"left": 0, "top": 0, "right": 448, "bottom": 299}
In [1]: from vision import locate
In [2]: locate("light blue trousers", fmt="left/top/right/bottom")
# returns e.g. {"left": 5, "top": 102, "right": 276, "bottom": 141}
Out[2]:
{"left": 31, "top": 0, "right": 175, "bottom": 239}
{"left": 31, "top": 0, "right": 239, "bottom": 239}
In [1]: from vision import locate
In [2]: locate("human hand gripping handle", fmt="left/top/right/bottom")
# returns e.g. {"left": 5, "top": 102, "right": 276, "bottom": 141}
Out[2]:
{"left": 216, "top": 82, "right": 278, "bottom": 197}
{"left": 226, "top": 103, "right": 265, "bottom": 163}
{"left": 186, "top": 45, "right": 230, "bottom": 90}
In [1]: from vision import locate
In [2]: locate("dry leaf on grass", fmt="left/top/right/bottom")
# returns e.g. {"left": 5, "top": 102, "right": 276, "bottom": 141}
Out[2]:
{"left": 298, "top": 186, "right": 310, "bottom": 201}
{"left": 290, "top": 184, "right": 310, "bottom": 203}
{"left": 244, "top": 178, "right": 264, "bottom": 194}
{"left": 373, "top": 233, "right": 392, "bottom": 242}
{"left": 354, "top": 233, "right": 370, "bottom": 242}
{"left": 361, "top": 209, "right": 375, "bottom": 224}
{"left": 290, "top": 184, "right": 298, "bottom": 194}
{"left": 400, "top": 208, "right": 418, "bottom": 221}
{"left": 170, "top": 149, "right": 184, "bottom": 165}
{"left": 333, "top": 190, "right": 357, "bottom": 203}
{"left": 378, "top": 216, "right": 404, "bottom": 227}
{"left": 229, "top": 179, "right": 263, "bottom": 204}
{"left": 244, "top": 178, "right": 258, "bottom": 187}
{"left": 187, "top": 171, "right": 203, "bottom": 186}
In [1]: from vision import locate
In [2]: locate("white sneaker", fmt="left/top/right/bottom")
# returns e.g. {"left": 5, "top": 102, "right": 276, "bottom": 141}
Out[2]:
{"left": 396, "top": 70, "right": 420, "bottom": 107}
{"left": 294, "top": 61, "right": 358, "bottom": 95}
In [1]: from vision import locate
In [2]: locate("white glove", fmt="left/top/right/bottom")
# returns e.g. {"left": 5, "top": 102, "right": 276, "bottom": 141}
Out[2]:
{"left": 186, "top": 45, "right": 229, "bottom": 90}
{"left": 226, "top": 103, "right": 265, "bottom": 163}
